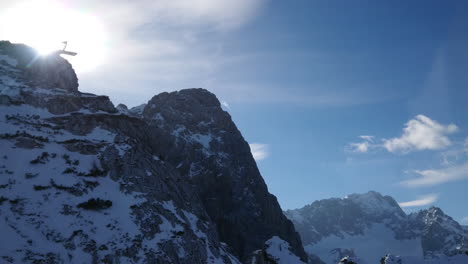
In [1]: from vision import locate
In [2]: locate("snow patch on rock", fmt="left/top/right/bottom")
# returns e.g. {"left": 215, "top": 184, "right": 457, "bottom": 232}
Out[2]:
{"left": 264, "top": 236, "right": 306, "bottom": 264}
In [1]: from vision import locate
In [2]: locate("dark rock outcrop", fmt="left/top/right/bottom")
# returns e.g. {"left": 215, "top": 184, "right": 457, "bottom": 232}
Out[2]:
{"left": 140, "top": 89, "right": 307, "bottom": 262}
{"left": 25, "top": 52, "right": 79, "bottom": 93}
{"left": 0, "top": 40, "right": 78, "bottom": 92}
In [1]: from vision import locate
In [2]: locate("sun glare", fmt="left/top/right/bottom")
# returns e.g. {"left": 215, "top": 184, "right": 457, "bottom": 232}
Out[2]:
{"left": 0, "top": 0, "right": 107, "bottom": 73}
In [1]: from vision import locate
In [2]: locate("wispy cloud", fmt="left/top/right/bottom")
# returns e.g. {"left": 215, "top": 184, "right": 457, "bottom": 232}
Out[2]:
{"left": 64, "top": 0, "right": 267, "bottom": 32}
{"left": 399, "top": 194, "right": 438, "bottom": 208}
{"left": 0, "top": 0, "right": 268, "bottom": 105}
{"left": 359, "top": 135, "right": 374, "bottom": 141}
{"left": 349, "top": 142, "right": 371, "bottom": 153}
{"left": 383, "top": 115, "right": 458, "bottom": 153}
{"left": 400, "top": 162, "right": 468, "bottom": 187}
{"left": 221, "top": 83, "right": 393, "bottom": 107}
{"left": 347, "top": 135, "right": 375, "bottom": 153}
{"left": 0, "top": 0, "right": 396, "bottom": 108}
{"left": 440, "top": 139, "right": 468, "bottom": 165}
{"left": 249, "top": 143, "right": 269, "bottom": 161}
{"left": 147, "top": 0, "right": 267, "bottom": 31}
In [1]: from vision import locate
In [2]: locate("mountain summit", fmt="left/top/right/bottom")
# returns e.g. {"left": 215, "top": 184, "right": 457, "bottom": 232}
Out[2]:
{"left": 0, "top": 41, "right": 306, "bottom": 263}
{"left": 285, "top": 191, "right": 468, "bottom": 264}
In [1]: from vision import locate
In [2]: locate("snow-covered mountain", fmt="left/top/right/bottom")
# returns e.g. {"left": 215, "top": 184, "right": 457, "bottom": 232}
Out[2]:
{"left": 0, "top": 41, "right": 306, "bottom": 264}
{"left": 285, "top": 191, "right": 468, "bottom": 264}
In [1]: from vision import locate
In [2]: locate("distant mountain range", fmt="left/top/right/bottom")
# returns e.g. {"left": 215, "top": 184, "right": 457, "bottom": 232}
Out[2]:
{"left": 285, "top": 191, "right": 468, "bottom": 264}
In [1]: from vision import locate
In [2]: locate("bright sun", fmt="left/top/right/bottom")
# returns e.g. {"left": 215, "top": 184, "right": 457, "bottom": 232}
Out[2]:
{"left": 0, "top": 0, "right": 107, "bottom": 73}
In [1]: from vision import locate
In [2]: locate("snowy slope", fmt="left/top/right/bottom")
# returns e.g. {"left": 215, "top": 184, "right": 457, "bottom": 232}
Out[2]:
{"left": 264, "top": 236, "right": 307, "bottom": 264}
{"left": 249, "top": 236, "right": 307, "bottom": 264}
{"left": 0, "top": 41, "right": 243, "bottom": 263}
{"left": 308, "top": 223, "right": 421, "bottom": 264}
{"left": 0, "top": 100, "right": 239, "bottom": 263}
{"left": 0, "top": 41, "right": 308, "bottom": 264}
{"left": 285, "top": 191, "right": 468, "bottom": 264}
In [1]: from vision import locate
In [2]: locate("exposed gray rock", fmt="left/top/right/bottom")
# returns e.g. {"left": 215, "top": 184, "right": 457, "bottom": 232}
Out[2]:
{"left": 407, "top": 207, "right": 468, "bottom": 257}
{"left": 25, "top": 53, "right": 78, "bottom": 93}
{"left": 22, "top": 92, "right": 117, "bottom": 115}
{"left": 141, "top": 88, "right": 307, "bottom": 262}
{"left": 0, "top": 40, "right": 78, "bottom": 92}
{"left": 129, "top": 103, "right": 146, "bottom": 116}
{"left": 116, "top": 104, "right": 129, "bottom": 114}
{"left": 0, "top": 94, "right": 12, "bottom": 105}
{"left": 0, "top": 41, "right": 115, "bottom": 115}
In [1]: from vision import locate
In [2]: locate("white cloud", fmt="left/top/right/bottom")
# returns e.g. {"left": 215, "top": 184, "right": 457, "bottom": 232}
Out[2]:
{"left": 399, "top": 194, "right": 438, "bottom": 208}
{"left": 47, "top": 0, "right": 266, "bottom": 32}
{"left": 400, "top": 161, "right": 468, "bottom": 187}
{"left": 441, "top": 140, "right": 468, "bottom": 165}
{"left": 0, "top": 0, "right": 267, "bottom": 105}
{"left": 347, "top": 135, "right": 375, "bottom": 153}
{"left": 349, "top": 141, "right": 371, "bottom": 153}
{"left": 359, "top": 135, "right": 374, "bottom": 141}
{"left": 143, "top": 0, "right": 267, "bottom": 31}
{"left": 383, "top": 115, "right": 458, "bottom": 153}
{"left": 249, "top": 143, "right": 269, "bottom": 161}
{"left": 346, "top": 116, "right": 460, "bottom": 155}
{"left": 222, "top": 83, "right": 389, "bottom": 106}
{"left": 460, "top": 216, "right": 468, "bottom": 225}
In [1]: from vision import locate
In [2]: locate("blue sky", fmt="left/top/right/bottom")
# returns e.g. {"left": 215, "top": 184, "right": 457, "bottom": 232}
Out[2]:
{"left": 2, "top": 0, "right": 467, "bottom": 223}
{"left": 225, "top": 1, "right": 468, "bottom": 222}
{"left": 222, "top": 0, "right": 468, "bottom": 222}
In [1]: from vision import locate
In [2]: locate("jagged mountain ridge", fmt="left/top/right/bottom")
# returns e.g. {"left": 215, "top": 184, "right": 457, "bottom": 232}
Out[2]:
{"left": 285, "top": 191, "right": 468, "bottom": 264}
{"left": 0, "top": 41, "right": 306, "bottom": 263}
{"left": 137, "top": 88, "right": 306, "bottom": 262}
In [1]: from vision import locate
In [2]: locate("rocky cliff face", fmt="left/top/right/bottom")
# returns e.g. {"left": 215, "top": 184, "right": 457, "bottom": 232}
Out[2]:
{"left": 138, "top": 89, "right": 307, "bottom": 262}
{"left": 407, "top": 207, "right": 468, "bottom": 258}
{"left": 0, "top": 41, "right": 306, "bottom": 263}
{"left": 285, "top": 191, "right": 468, "bottom": 264}
{"left": 0, "top": 41, "right": 78, "bottom": 93}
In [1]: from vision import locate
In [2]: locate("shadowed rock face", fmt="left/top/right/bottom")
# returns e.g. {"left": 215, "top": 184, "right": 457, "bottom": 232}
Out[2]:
{"left": 0, "top": 40, "right": 78, "bottom": 92}
{"left": 0, "top": 41, "right": 113, "bottom": 115}
{"left": 25, "top": 53, "right": 79, "bottom": 93}
{"left": 141, "top": 89, "right": 308, "bottom": 262}
{"left": 408, "top": 207, "right": 468, "bottom": 257}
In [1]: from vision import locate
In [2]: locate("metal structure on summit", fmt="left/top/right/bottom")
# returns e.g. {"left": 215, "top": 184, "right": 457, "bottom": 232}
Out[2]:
{"left": 58, "top": 41, "right": 77, "bottom": 56}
